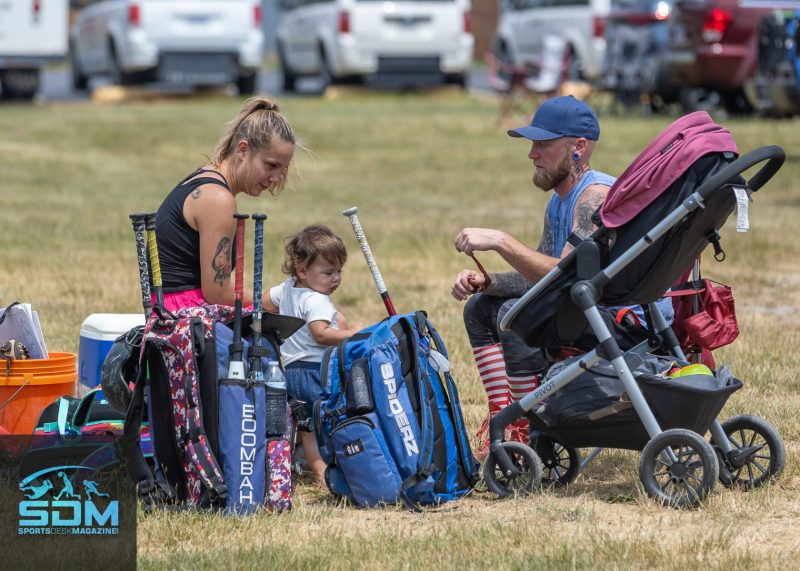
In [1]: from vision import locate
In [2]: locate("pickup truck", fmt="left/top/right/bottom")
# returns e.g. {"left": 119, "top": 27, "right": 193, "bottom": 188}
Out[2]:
{"left": 0, "top": 0, "right": 68, "bottom": 100}
{"left": 70, "top": 0, "right": 264, "bottom": 94}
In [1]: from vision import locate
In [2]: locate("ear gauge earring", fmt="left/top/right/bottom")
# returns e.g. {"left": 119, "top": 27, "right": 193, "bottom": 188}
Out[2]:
{"left": 572, "top": 153, "right": 580, "bottom": 161}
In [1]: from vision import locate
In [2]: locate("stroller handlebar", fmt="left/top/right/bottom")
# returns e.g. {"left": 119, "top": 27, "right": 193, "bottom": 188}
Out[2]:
{"left": 697, "top": 145, "right": 785, "bottom": 200}
{"left": 746, "top": 145, "right": 786, "bottom": 193}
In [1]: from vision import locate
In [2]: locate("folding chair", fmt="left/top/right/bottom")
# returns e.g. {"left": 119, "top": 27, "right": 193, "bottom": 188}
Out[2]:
{"left": 485, "top": 35, "right": 570, "bottom": 128}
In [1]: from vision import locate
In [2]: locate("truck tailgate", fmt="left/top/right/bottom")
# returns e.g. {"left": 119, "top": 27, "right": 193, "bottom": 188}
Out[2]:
{"left": 0, "top": 0, "right": 68, "bottom": 58}
{"left": 352, "top": 2, "right": 466, "bottom": 54}
{"left": 141, "top": 0, "right": 258, "bottom": 50}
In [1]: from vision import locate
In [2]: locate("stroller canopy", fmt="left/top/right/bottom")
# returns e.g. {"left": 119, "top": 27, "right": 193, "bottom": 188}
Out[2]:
{"left": 600, "top": 112, "right": 739, "bottom": 229}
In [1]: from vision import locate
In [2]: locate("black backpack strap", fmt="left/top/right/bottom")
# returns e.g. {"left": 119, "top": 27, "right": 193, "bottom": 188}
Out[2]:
{"left": 399, "top": 470, "right": 432, "bottom": 513}
{"left": 398, "top": 316, "right": 436, "bottom": 489}
{"left": 422, "top": 316, "right": 480, "bottom": 484}
{"left": 120, "top": 351, "right": 170, "bottom": 510}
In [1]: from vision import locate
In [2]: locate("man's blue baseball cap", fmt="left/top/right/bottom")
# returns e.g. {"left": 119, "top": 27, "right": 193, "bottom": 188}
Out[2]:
{"left": 508, "top": 96, "right": 600, "bottom": 141}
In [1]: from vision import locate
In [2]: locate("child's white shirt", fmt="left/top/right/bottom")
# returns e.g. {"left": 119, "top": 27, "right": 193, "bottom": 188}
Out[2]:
{"left": 269, "top": 277, "right": 339, "bottom": 365}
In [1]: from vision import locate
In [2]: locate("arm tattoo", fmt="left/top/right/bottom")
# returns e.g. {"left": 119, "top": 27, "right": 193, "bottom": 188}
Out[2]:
{"left": 191, "top": 189, "right": 202, "bottom": 199}
{"left": 537, "top": 214, "right": 555, "bottom": 256}
{"left": 573, "top": 188, "right": 607, "bottom": 239}
{"left": 483, "top": 271, "right": 531, "bottom": 298}
{"left": 211, "top": 237, "right": 232, "bottom": 287}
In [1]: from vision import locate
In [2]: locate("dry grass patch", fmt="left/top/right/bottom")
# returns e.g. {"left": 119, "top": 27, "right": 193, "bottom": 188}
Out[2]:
{"left": 1, "top": 93, "right": 799, "bottom": 568}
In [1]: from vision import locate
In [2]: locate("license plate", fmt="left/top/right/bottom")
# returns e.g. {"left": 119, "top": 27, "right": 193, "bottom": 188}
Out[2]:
{"left": 178, "top": 13, "right": 216, "bottom": 25}
{"left": 384, "top": 15, "right": 431, "bottom": 29}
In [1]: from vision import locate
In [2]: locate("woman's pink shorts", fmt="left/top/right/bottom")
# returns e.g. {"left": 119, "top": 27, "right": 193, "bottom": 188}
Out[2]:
{"left": 153, "top": 288, "right": 207, "bottom": 312}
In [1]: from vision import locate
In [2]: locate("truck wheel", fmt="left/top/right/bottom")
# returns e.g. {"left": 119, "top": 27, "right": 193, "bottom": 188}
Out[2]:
{"left": 0, "top": 69, "right": 39, "bottom": 100}
{"left": 319, "top": 45, "right": 338, "bottom": 91}
{"left": 71, "top": 50, "right": 89, "bottom": 91}
{"left": 282, "top": 66, "right": 297, "bottom": 93}
{"left": 237, "top": 73, "right": 257, "bottom": 95}
{"left": 278, "top": 44, "right": 297, "bottom": 93}
{"left": 109, "top": 42, "right": 135, "bottom": 86}
{"left": 445, "top": 73, "right": 467, "bottom": 89}
{"left": 565, "top": 46, "right": 583, "bottom": 82}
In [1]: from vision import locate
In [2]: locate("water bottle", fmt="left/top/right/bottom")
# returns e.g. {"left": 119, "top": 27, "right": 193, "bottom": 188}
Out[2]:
{"left": 265, "top": 361, "right": 287, "bottom": 437}
{"left": 346, "top": 358, "right": 374, "bottom": 415}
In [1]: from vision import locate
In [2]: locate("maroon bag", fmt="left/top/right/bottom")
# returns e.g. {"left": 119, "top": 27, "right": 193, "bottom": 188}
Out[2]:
{"left": 669, "top": 278, "right": 739, "bottom": 366}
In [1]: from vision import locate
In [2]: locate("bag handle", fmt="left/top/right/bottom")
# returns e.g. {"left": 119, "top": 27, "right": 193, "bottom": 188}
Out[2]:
{"left": 71, "top": 387, "right": 103, "bottom": 429}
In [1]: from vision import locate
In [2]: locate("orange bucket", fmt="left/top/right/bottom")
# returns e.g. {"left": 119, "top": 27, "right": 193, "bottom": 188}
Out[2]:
{"left": 0, "top": 352, "right": 77, "bottom": 434}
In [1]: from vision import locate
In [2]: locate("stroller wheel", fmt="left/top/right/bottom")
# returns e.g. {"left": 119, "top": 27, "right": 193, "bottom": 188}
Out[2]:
{"left": 712, "top": 415, "right": 786, "bottom": 489}
{"left": 533, "top": 435, "right": 580, "bottom": 487}
{"left": 483, "top": 441, "right": 542, "bottom": 498}
{"left": 639, "top": 428, "right": 719, "bottom": 508}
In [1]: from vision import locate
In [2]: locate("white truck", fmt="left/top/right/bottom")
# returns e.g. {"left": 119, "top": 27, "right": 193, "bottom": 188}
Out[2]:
{"left": 70, "top": 0, "right": 264, "bottom": 94}
{"left": 0, "top": 0, "right": 68, "bottom": 100}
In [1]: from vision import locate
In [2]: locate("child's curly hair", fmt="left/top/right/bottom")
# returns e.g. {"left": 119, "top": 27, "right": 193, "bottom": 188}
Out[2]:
{"left": 282, "top": 224, "right": 347, "bottom": 277}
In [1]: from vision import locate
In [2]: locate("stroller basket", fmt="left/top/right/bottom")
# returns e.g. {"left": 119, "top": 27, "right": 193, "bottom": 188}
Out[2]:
{"left": 532, "top": 356, "right": 742, "bottom": 451}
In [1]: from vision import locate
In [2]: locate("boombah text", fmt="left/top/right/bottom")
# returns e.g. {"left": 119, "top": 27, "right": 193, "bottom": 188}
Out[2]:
{"left": 239, "top": 403, "right": 257, "bottom": 503}
{"left": 380, "top": 362, "right": 419, "bottom": 456}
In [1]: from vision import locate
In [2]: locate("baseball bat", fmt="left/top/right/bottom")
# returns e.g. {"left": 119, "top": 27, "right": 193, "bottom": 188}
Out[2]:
{"left": 144, "top": 213, "right": 165, "bottom": 313}
{"left": 342, "top": 206, "right": 397, "bottom": 316}
{"left": 253, "top": 213, "right": 293, "bottom": 512}
{"left": 229, "top": 213, "right": 249, "bottom": 381}
{"left": 129, "top": 213, "right": 153, "bottom": 319}
{"left": 250, "top": 213, "right": 267, "bottom": 384}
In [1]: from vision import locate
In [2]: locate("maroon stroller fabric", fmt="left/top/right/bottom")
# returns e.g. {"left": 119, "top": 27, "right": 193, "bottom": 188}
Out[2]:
{"left": 600, "top": 111, "right": 739, "bottom": 229}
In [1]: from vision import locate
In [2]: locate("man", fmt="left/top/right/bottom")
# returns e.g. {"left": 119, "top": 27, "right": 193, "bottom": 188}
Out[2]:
{"left": 450, "top": 96, "right": 636, "bottom": 455}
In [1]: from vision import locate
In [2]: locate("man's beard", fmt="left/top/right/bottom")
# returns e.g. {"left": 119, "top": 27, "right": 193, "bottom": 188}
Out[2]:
{"left": 533, "top": 152, "right": 572, "bottom": 191}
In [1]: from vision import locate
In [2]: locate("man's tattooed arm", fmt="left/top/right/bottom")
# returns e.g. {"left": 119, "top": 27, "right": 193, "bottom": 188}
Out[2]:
{"left": 537, "top": 213, "right": 555, "bottom": 256}
{"left": 482, "top": 271, "right": 532, "bottom": 298}
{"left": 482, "top": 212, "right": 551, "bottom": 297}
{"left": 573, "top": 187, "right": 608, "bottom": 240}
{"left": 211, "top": 237, "right": 232, "bottom": 287}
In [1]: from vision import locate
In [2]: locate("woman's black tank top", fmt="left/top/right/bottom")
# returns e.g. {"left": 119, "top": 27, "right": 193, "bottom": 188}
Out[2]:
{"left": 155, "top": 169, "right": 233, "bottom": 293}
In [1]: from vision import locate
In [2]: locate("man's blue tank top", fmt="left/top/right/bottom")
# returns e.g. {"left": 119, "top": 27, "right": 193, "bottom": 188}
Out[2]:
{"left": 544, "top": 170, "right": 616, "bottom": 257}
{"left": 542, "top": 169, "right": 674, "bottom": 325}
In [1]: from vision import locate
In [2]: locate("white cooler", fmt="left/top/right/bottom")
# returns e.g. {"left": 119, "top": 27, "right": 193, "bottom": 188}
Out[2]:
{"left": 78, "top": 313, "right": 145, "bottom": 396}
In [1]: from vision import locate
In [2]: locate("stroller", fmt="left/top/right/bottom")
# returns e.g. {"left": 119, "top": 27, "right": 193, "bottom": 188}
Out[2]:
{"left": 482, "top": 112, "right": 787, "bottom": 507}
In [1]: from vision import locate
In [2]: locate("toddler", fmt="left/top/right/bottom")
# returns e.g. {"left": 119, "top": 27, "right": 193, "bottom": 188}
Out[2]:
{"left": 266, "top": 224, "right": 361, "bottom": 484}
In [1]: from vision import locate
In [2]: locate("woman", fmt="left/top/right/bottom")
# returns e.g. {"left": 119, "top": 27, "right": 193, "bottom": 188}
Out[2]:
{"left": 155, "top": 97, "right": 296, "bottom": 311}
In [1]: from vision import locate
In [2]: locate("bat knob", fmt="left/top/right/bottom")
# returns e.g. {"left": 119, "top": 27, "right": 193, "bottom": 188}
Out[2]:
{"left": 252, "top": 213, "right": 267, "bottom": 221}
{"left": 342, "top": 207, "right": 359, "bottom": 217}
{"left": 234, "top": 213, "right": 250, "bottom": 220}
{"left": 144, "top": 212, "right": 157, "bottom": 230}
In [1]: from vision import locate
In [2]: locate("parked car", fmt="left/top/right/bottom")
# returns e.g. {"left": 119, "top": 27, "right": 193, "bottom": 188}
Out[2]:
{"left": 276, "top": 0, "right": 474, "bottom": 92}
{"left": 662, "top": 0, "right": 777, "bottom": 112}
{"left": 494, "top": 0, "right": 611, "bottom": 82}
{"left": 602, "top": 0, "right": 678, "bottom": 110}
{"left": 0, "top": 0, "right": 68, "bottom": 100}
{"left": 70, "top": 0, "right": 264, "bottom": 94}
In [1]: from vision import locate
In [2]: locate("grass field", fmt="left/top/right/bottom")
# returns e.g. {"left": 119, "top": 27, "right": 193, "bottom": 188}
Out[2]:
{"left": 1, "top": 90, "right": 799, "bottom": 569}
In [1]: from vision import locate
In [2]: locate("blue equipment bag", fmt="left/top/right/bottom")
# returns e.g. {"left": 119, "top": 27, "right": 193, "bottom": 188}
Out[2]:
{"left": 121, "top": 307, "right": 296, "bottom": 514}
{"left": 215, "top": 322, "right": 269, "bottom": 515}
{"left": 314, "top": 311, "right": 478, "bottom": 508}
